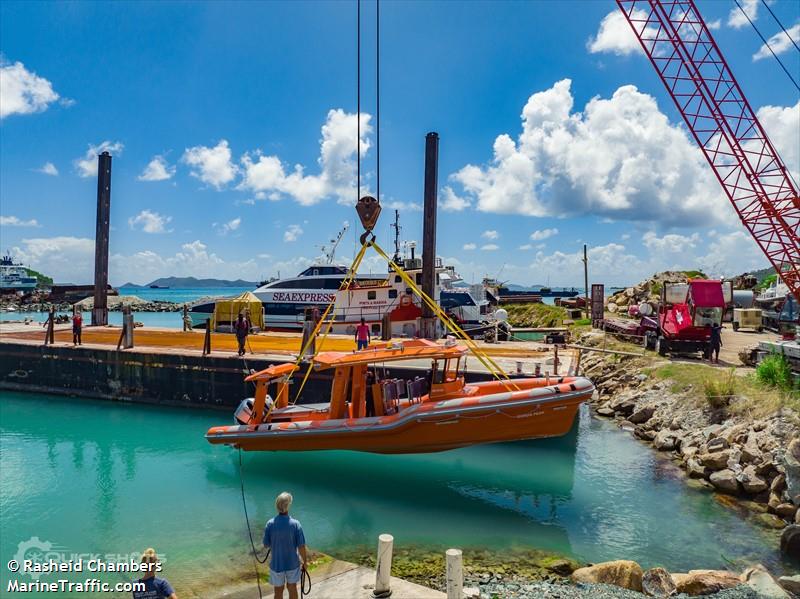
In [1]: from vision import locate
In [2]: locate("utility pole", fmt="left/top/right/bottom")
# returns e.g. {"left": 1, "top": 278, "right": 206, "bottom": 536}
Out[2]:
{"left": 582, "top": 244, "right": 589, "bottom": 319}
{"left": 421, "top": 132, "right": 439, "bottom": 339}
{"left": 391, "top": 209, "right": 402, "bottom": 263}
{"left": 92, "top": 151, "right": 112, "bottom": 326}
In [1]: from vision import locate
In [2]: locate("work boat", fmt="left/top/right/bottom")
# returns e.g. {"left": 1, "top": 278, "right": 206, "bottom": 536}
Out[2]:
{"left": 205, "top": 339, "right": 594, "bottom": 454}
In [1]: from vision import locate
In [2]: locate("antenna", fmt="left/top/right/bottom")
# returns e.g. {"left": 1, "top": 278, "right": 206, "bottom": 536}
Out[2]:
{"left": 390, "top": 209, "right": 402, "bottom": 262}
{"left": 318, "top": 222, "right": 350, "bottom": 265}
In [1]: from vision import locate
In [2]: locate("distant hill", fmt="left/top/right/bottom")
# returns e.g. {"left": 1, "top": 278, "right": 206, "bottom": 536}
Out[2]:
{"left": 120, "top": 277, "right": 258, "bottom": 288}
{"left": 748, "top": 266, "right": 776, "bottom": 283}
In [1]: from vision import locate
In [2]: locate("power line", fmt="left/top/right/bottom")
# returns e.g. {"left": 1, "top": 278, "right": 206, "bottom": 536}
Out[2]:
{"left": 760, "top": 0, "right": 800, "bottom": 54}
{"left": 734, "top": 0, "right": 800, "bottom": 92}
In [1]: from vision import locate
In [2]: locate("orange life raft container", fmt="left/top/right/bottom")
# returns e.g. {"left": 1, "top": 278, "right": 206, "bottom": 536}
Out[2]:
{"left": 206, "top": 340, "right": 594, "bottom": 454}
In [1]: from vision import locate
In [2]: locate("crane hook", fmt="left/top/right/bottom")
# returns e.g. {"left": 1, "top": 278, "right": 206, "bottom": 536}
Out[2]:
{"left": 356, "top": 195, "right": 381, "bottom": 246}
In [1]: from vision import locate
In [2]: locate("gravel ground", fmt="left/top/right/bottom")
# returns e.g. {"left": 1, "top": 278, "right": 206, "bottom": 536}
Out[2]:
{"left": 476, "top": 581, "right": 764, "bottom": 598}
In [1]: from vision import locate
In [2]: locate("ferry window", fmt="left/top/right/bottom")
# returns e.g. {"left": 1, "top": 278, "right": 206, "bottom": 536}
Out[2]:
{"left": 415, "top": 273, "right": 422, "bottom": 284}
{"left": 406, "top": 288, "right": 412, "bottom": 295}
{"left": 395, "top": 275, "right": 401, "bottom": 283}
{"left": 368, "top": 290, "right": 377, "bottom": 300}
{"left": 388, "top": 289, "right": 398, "bottom": 299}
{"left": 313, "top": 269, "right": 319, "bottom": 276}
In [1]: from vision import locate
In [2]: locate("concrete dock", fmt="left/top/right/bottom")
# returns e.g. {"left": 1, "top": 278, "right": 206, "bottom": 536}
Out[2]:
{"left": 0, "top": 322, "right": 574, "bottom": 408}
{"left": 211, "top": 557, "right": 445, "bottom": 599}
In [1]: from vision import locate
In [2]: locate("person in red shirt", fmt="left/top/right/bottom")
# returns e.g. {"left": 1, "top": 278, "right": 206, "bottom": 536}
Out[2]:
{"left": 355, "top": 318, "right": 370, "bottom": 351}
{"left": 72, "top": 312, "right": 82, "bottom": 346}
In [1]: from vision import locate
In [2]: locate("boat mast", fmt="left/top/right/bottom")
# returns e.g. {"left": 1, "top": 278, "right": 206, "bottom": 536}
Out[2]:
{"left": 391, "top": 209, "right": 402, "bottom": 263}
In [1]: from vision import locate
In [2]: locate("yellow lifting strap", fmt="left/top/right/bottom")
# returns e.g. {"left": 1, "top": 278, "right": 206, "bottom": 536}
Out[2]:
{"left": 370, "top": 241, "right": 518, "bottom": 391}
{"left": 289, "top": 241, "right": 371, "bottom": 404}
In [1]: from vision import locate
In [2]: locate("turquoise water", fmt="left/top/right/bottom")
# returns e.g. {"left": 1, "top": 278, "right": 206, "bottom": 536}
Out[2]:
{"left": 0, "top": 392, "right": 790, "bottom": 598}
{"left": 117, "top": 286, "right": 253, "bottom": 304}
{"left": 0, "top": 310, "right": 182, "bottom": 328}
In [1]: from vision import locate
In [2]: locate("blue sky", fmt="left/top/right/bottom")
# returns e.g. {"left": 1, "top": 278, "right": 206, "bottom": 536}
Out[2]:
{"left": 1, "top": 0, "right": 798, "bottom": 286}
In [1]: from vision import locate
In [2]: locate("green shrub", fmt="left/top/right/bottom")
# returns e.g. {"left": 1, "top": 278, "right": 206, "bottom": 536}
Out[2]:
{"left": 756, "top": 354, "right": 794, "bottom": 392}
{"left": 703, "top": 369, "right": 737, "bottom": 408}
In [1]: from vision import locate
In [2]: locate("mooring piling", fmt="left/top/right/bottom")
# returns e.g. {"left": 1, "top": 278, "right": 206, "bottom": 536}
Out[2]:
{"left": 373, "top": 533, "right": 394, "bottom": 597}
{"left": 446, "top": 548, "right": 463, "bottom": 599}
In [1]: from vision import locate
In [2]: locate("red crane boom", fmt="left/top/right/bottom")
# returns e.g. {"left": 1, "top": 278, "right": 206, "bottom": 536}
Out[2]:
{"left": 617, "top": 0, "right": 800, "bottom": 300}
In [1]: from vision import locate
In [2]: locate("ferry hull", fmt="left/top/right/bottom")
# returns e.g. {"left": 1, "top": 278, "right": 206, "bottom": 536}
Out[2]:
{"left": 206, "top": 381, "right": 591, "bottom": 454}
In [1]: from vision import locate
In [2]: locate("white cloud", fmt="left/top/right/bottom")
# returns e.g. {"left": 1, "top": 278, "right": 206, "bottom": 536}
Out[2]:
{"left": 128, "top": 210, "right": 173, "bottom": 234}
{"left": 383, "top": 200, "right": 422, "bottom": 212}
{"left": 463, "top": 243, "right": 477, "bottom": 251}
{"left": 482, "top": 230, "right": 499, "bottom": 240}
{"left": 284, "top": 224, "right": 303, "bottom": 242}
{"left": 481, "top": 244, "right": 499, "bottom": 251}
{"left": 11, "top": 236, "right": 95, "bottom": 283}
{"left": 138, "top": 155, "right": 175, "bottom": 181}
{"left": 182, "top": 140, "right": 238, "bottom": 188}
{"left": 451, "top": 79, "right": 726, "bottom": 226}
{"left": 758, "top": 100, "right": 800, "bottom": 183}
{"left": 239, "top": 109, "right": 372, "bottom": 206}
{"left": 641, "top": 231, "right": 700, "bottom": 253}
{"left": 530, "top": 228, "right": 558, "bottom": 241}
{"left": 216, "top": 217, "right": 241, "bottom": 236}
{"left": 728, "top": 0, "right": 758, "bottom": 29}
{"left": 707, "top": 19, "right": 722, "bottom": 30}
{"left": 587, "top": 10, "right": 649, "bottom": 56}
{"left": 0, "top": 216, "right": 40, "bottom": 227}
{"left": 440, "top": 186, "right": 471, "bottom": 211}
{"left": 698, "top": 230, "right": 764, "bottom": 275}
{"left": 754, "top": 23, "right": 800, "bottom": 60}
{"left": 518, "top": 244, "right": 533, "bottom": 250}
{"left": 0, "top": 60, "right": 60, "bottom": 118}
{"left": 74, "top": 141, "right": 124, "bottom": 178}
{"left": 35, "top": 162, "right": 58, "bottom": 176}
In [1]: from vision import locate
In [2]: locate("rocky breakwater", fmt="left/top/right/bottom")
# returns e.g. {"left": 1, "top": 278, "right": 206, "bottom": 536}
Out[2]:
{"left": 579, "top": 331, "right": 798, "bottom": 582}
{"left": 0, "top": 294, "right": 182, "bottom": 313}
{"left": 606, "top": 271, "right": 702, "bottom": 314}
{"left": 75, "top": 295, "right": 181, "bottom": 312}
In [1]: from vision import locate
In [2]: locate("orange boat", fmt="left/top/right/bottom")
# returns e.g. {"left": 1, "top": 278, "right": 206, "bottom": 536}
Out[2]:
{"left": 206, "top": 339, "right": 594, "bottom": 454}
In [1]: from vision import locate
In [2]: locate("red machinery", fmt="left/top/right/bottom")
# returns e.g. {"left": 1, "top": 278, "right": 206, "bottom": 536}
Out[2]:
{"left": 617, "top": 0, "right": 800, "bottom": 303}
{"left": 643, "top": 279, "right": 729, "bottom": 356}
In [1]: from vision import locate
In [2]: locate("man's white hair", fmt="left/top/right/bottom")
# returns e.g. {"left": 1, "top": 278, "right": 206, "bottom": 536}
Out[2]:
{"left": 276, "top": 491, "right": 293, "bottom": 513}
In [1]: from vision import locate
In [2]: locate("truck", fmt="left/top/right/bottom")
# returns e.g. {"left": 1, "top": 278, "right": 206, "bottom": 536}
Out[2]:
{"left": 642, "top": 279, "right": 730, "bottom": 358}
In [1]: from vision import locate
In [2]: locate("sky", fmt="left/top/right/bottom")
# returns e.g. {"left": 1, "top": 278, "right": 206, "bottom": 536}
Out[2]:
{"left": 1, "top": 0, "right": 798, "bottom": 287}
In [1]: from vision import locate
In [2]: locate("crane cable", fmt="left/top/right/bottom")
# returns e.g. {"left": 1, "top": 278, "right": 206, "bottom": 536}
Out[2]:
{"left": 760, "top": 0, "right": 800, "bottom": 54}
{"left": 734, "top": 0, "right": 800, "bottom": 91}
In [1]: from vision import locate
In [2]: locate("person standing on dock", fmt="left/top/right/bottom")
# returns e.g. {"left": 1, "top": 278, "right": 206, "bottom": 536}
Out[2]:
{"left": 355, "top": 317, "right": 371, "bottom": 351}
{"left": 234, "top": 312, "right": 250, "bottom": 356}
{"left": 708, "top": 322, "right": 722, "bottom": 364}
{"left": 132, "top": 548, "right": 177, "bottom": 599}
{"left": 263, "top": 491, "right": 307, "bottom": 599}
{"left": 72, "top": 311, "right": 82, "bottom": 346}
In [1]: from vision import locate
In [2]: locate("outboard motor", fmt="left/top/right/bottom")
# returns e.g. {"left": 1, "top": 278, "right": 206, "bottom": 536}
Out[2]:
{"left": 234, "top": 396, "right": 274, "bottom": 425}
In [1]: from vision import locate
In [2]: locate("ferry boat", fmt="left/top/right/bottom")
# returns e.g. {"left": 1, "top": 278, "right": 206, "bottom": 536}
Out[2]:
{"left": 0, "top": 255, "right": 37, "bottom": 292}
{"left": 205, "top": 339, "right": 594, "bottom": 453}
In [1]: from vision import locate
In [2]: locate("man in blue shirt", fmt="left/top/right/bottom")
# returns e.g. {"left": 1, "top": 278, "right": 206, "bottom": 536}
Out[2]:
{"left": 263, "top": 492, "right": 307, "bottom": 599}
{"left": 132, "top": 548, "right": 177, "bottom": 599}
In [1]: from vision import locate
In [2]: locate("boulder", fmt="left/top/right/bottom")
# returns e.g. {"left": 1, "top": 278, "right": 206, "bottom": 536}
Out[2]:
{"left": 796, "top": 508, "right": 800, "bottom": 524}
{"left": 596, "top": 406, "right": 615, "bottom": 417}
{"left": 707, "top": 437, "right": 729, "bottom": 452}
{"left": 672, "top": 570, "right": 740, "bottom": 595}
{"left": 630, "top": 406, "right": 656, "bottom": 424}
{"left": 655, "top": 430, "right": 679, "bottom": 451}
{"left": 699, "top": 450, "right": 731, "bottom": 471}
{"left": 775, "top": 503, "right": 798, "bottom": 520}
{"left": 642, "top": 567, "right": 677, "bottom": 597}
{"left": 769, "top": 492, "right": 783, "bottom": 511}
{"left": 778, "top": 575, "right": 800, "bottom": 596}
{"left": 686, "top": 458, "right": 708, "bottom": 479}
{"left": 710, "top": 469, "right": 740, "bottom": 494}
{"left": 741, "top": 564, "right": 791, "bottom": 598}
{"left": 571, "top": 560, "right": 643, "bottom": 592}
{"left": 784, "top": 439, "right": 800, "bottom": 501}
{"left": 781, "top": 524, "right": 800, "bottom": 559}
{"left": 739, "top": 465, "right": 769, "bottom": 494}
{"left": 754, "top": 513, "right": 788, "bottom": 529}
{"left": 771, "top": 474, "right": 787, "bottom": 494}
{"left": 741, "top": 440, "right": 762, "bottom": 464}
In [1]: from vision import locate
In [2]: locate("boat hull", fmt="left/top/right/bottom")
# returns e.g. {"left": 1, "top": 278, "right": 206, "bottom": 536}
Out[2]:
{"left": 206, "top": 379, "right": 592, "bottom": 454}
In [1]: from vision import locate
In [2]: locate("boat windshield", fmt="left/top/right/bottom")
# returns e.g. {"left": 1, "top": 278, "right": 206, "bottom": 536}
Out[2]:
{"left": 431, "top": 357, "right": 463, "bottom": 384}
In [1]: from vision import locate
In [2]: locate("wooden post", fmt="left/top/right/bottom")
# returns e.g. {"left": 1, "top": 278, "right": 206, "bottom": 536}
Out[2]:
{"left": 582, "top": 244, "right": 589, "bottom": 319}
{"left": 553, "top": 345, "right": 559, "bottom": 374}
{"left": 202, "top": 319, "right": 212, "bottom": 356}
{"left": 374, "top": 533, "right": 393, "bottom": 597}
{"left": 446, "top": 548, "right": 463, "bottom": 599}
{"left": 573, "top": 349, "right": 582, "bottom": 376}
